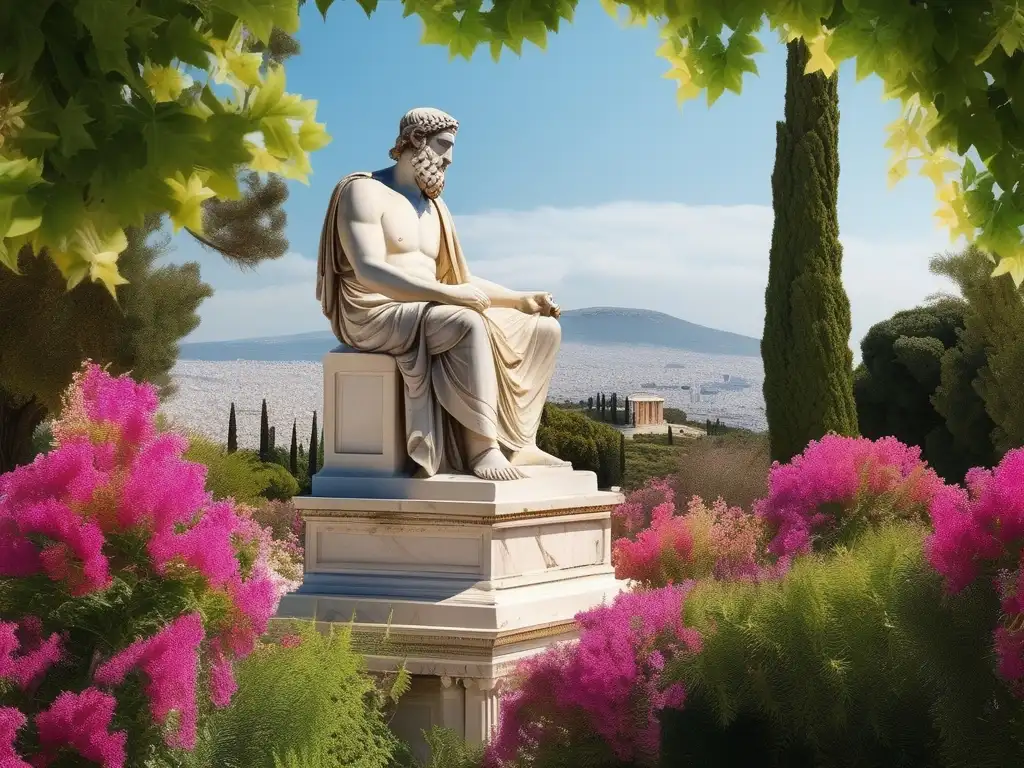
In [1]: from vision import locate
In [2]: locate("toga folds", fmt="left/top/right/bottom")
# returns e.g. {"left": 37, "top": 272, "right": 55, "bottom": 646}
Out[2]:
{"left": 316, "top": 173, "right": 560, "bottom": 477}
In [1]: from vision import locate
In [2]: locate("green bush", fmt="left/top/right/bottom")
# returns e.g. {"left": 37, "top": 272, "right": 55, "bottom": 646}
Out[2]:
{"left": 663, "top": 524, "right": 1024, "bottom": 768}
{"left": 260, "top": 461, "right": 301, "bottom": 501}
{"left": 538, "top": 404, "right": 622, "bottom": 487}
{"left": 185, "top": 435, "right": 301, "bottom": 504}
{"left": 186, "top": 622, "right": 400, "bottom": 768}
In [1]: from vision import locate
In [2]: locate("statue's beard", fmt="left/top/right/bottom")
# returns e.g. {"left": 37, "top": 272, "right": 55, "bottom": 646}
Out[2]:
{"left": 411, "top": 145, "right": 446, "bottom": 199}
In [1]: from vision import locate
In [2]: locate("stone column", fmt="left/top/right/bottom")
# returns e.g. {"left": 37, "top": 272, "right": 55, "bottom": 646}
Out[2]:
{"left": 463, "top": 678, "right": 500, "bottom": 745}
{"left": 440, "top": 675, "right": 466, "bottom": 739}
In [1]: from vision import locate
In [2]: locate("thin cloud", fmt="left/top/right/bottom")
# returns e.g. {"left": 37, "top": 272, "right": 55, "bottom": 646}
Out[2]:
{"left": 186, "top": 201, "right": 959, "bottom": 354}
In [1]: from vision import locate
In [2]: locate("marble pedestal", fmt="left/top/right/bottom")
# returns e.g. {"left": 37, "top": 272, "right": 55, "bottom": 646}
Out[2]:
{"left": 280, "top": 469, "right": 624, "bottom": 762}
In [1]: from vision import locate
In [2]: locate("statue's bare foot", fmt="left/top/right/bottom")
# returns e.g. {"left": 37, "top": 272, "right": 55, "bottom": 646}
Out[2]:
{"left": 509, "top": 444, "right": 571, "bottom": 468}
{"left": 471, "top": 447, "right": 527, "bottom": 481}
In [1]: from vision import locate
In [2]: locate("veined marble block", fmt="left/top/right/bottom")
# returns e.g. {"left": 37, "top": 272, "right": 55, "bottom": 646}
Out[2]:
{"left": 277, "top": 468, "right": 625, "bottom": 763}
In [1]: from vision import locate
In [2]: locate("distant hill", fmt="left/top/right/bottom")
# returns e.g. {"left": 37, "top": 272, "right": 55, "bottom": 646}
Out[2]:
{"left": 179, "top": 307, "right": 761, "bottom": 362}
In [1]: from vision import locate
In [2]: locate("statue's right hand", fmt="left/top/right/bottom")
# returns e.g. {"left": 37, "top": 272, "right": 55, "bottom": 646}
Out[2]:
{"left": 442, "top": 283, "right": 491, "bottom": 313}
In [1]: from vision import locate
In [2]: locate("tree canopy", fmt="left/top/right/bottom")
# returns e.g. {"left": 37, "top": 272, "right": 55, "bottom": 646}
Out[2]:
{"left": 4, "top": 0, "right": 1024, "bottom": 295}
{"left": 0, "top": 213, "right": 210, "bottom": 471}
{"left": 0, "top": 0, "right": 328, "bottom": 296}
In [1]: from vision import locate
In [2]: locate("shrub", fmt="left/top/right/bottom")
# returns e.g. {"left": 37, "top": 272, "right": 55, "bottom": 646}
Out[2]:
{"left": 755, "top": 434, "right": 950, "bottom": 558}
{"left": 492, "top": 437, "right": 1024, "bottom": 768}
{"left": 0, "top": 364, "right": 299, "bottom": 766}
{"left": 537, "top": 405, "right": 621, "bottom": 487}
{"left": 185, "top": 623, "right": 399, "bottom": 768}
{"left": 185, "top": 437, "right": 270, "bottom": 505}
{"left": 665, "top": 523, "right": 1023, "bottom": 768}
{"left": 484, "top": 586, "right": 702, "bottom": 768}
{"left": 927, "top": 448, "right": 1024, "bottom": 695}
{"left": 612, "top": 479, "right": 783, "bottom": 589}
{"left": 260, "top": 463, "right": 300, "bottom": 502}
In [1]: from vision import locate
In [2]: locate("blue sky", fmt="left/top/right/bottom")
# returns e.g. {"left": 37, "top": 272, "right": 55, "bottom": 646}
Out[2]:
{"left": 175, "top": 1, "right": 957, "bottom": 349}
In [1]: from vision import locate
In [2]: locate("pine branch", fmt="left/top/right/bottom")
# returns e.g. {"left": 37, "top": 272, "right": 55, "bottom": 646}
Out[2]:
{"left": 190, "top": 172, "right": 289, "bottom": 268}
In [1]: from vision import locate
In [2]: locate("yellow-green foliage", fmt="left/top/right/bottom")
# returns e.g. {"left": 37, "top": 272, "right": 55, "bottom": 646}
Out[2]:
{"left": 622, "top": 440, "right": 686, "bottom": 490}
{"left": 184, "top": 434, "right": 278, "bottom": 506}
{"left": 260, "top": 461, "right": 300, "bottom": 501}
{"left": 663, "top": 525, "right": 1024, "bottom": 768}
{"left": 189, "top": 622, "right": 399, "bottom": 768}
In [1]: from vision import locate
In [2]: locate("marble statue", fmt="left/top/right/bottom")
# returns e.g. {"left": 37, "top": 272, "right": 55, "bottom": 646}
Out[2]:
{"left": 316, "top": 107, "right": 568, "bottom": 482}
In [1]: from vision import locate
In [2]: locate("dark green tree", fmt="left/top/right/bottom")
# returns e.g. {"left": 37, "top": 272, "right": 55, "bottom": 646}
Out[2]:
{"left": 624, "top": 396, "right": 631, "bottom": 425}
{"left": 319, "top": 426, "right": 324, "bottom": 467}
{"left": 588, "top": 396, "right": 594, "bottom": 412}
{"left": 854, "top": 298, "right": 992, "bottom": 481}
{"left": 227, "top": 402, "right": 238, "bottom": 454}
{"left": 309, "top": 411, "right": 319, "bottom": 478}
{"left": 290, "top": 420, "right": 299, "bottom": 477}
{"left": 932, "top": 246, "right": 1024, "bottom": 456}
{"left": 537, "top": 404, "right": 621, "bottom": 488}
{"left": 269, "top": 425, "right": 276, "bottom": 452}
{"left": 0, "top": 215, "right": 210, "bottom": 472}
{"left": 667, "top": 425, "right": 674, "bottom": 445}
{"left": 706, "top": 418, "right": 712, "bottom": 436}
{"left": 761, "top": 39, "right": 858, "bottom": 463}
{"left": 610, "top": 393, "right": 618, "bottom": 425}
{"left": 259, "top": 399, "right": 270, "bottom": 462}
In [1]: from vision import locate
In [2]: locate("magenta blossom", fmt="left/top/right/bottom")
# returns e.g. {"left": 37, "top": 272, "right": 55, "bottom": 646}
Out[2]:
{"left": 94, "top": 613, "right": 204, "bottom": 749}
{"left": 34, "top": 688, "right": 127, "bottom": 768}
{"left": 755, "top": 435, "right": 948, "bottom": 558}
{"left": 486, "top": 585, "right": 701, "bottom": 766}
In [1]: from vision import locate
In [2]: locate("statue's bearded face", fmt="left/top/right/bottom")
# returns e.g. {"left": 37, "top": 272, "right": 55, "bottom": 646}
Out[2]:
{"left": 410, "top": 131, "right": 455, "bottom": 200}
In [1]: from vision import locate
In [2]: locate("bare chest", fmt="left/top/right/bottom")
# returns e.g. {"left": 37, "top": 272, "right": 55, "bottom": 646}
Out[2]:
{"left": 380, "top": 194, "right": 442, "bottom": 265}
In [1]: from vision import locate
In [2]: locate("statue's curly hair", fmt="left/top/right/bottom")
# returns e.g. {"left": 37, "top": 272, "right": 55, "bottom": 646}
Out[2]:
{"left": 388, "top": 107, "right": 459, "bottom": 161}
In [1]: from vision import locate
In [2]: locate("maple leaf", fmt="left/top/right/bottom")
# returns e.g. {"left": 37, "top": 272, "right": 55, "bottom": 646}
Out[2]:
{"left": 53, "top": 220, "right": 130, "bottom": 297}
{"left": 804, "top": 31, "right": 836, "bottom": 78}
{"left": 246, "top": 140, "right": 284, "bottom": 175}
{"left": 143, "top": 63, "right": 194, "bottom": 104}
{"left": 918, "top": 149, "right": 960, "bottom": 188}
{"left": 887, "top": 156, "right": 909, "bottom": 188}
{"left": 166, "top": 172, "right": 217, "bottom": 233}
{"left": 53, "top": 98, "right": 96, "bottom": 158}
{"left": 991, "top": 253, "right": 1024, "bottom": 286}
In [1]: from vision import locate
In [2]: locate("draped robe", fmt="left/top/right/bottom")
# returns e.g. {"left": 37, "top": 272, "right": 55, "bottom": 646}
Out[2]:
{"left": 316, "top": 173, "right": 560, "bottom": 477}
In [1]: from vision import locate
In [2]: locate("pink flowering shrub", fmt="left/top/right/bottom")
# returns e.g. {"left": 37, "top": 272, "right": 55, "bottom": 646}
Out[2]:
{"left": 612, "top": 480, "right": 783, "bottom": 587}
{"left": 926, "top": 448, "right": 1024, "bottom": 694}
{"left": 755, "top": 435, "right": 949, "bottom": 558}
{"left": 485, "top": 585, "right": 702, "bottom": 767}
{"left": 0, "top": 364, "right": 301, "bottom": 766}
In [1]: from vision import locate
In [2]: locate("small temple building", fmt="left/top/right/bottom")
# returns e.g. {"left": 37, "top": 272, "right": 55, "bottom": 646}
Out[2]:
{"left": 629, "top": 394, "right": 665, "bottom": 427}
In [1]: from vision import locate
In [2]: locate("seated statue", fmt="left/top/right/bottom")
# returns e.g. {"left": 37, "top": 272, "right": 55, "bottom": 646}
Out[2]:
{"left": 316, "top": 107, "right": 568, "bottom": 481}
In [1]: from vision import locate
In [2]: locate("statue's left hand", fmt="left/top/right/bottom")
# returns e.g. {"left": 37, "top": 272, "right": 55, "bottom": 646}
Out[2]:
{"left": 518, "top": 292, "right": 560, "bottom": 318}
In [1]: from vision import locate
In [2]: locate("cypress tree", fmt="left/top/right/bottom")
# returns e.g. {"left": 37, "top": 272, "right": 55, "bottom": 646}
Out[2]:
{"left": 624, "top": 396, "right": 630, "bottom": 426}
{"left": 610, "top": 393, "right": 618, "bottom": 425}
{"left": 319, "top": 426, "right": 324, "bottom": 467}
{"left": 308, "top": 411, "right": 319, "bottom": 478}
{"left": 667, "top": 425, "right": 673, "bottom": 445}
{"left": 289, "top": 420, "right": 298, "bottom": 477}
{"left": 268, "top": 425, "right": 276, "bottom": 452}
{"left": 259, "top": 399, "right": 270, "bottom": 461}
{"left": 227, "top": 403, "right": 238, "bottom": 454}
{"left": 600, "top": 394, "right": 606, "bottom": 421}
{"left": 706, "top": 418, "right": 712, "bottom": 435}
{"left": 588, "top": 396, "right": 594, "bottom": 412}
{"left": 762, "top": 39, "right": 858, "bottom": 463}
